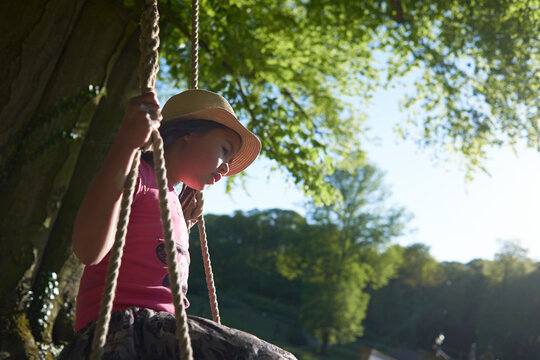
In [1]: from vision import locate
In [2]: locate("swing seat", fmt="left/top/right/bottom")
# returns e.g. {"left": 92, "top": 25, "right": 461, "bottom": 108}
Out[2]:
{"left": 189, "top": 315, "right": 296, "bottom": 359}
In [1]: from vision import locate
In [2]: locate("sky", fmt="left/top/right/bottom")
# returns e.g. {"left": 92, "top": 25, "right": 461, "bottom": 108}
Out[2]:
{"left": 191, "top": 86, "right": 540, "bottom": 264}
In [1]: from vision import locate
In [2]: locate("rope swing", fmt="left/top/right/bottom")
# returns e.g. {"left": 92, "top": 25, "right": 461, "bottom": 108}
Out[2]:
{"left": 89, "top": 0, "right": 221, "bottom": 358}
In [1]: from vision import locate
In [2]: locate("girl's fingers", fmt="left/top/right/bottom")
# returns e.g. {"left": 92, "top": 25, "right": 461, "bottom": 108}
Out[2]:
{"left": 138, "top": 103, "right": 158, "bottom": 112}
{"left": 149, "top": 119, "right": 161, "bottom": 130}
{"left": 118, "top": 93, "right": 163, "bottom": 150}
{"left": 139, "top": 103, "right": 162, "bottom": 121}
{"left": 184, "top": 192, "right": 204, "bottom": 221}
{"left": 129, "top": 92, "right": 161, "bottom": 119}
{"left": 139, "top": 91, "right": 160, "bottom": 105}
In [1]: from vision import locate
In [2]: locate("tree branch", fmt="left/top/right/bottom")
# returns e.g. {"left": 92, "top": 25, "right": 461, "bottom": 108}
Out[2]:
{"left": 235, "top": 79, "right": 258, "bottom": 127}
{"left": 280, "top": 87, "right": 310, "bottom": 120}
{"left": 389, "top": 0, "right": 406, "bottom": 24}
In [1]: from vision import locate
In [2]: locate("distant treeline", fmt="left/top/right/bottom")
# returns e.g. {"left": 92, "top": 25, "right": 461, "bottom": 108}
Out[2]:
{"left": 191, "top": 209, "right": 540, "bottom": 359}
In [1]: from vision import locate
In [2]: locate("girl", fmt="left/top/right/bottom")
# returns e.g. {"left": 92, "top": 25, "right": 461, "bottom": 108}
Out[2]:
{"left": 60, "top": 90, "right": 296, "bottom": 359}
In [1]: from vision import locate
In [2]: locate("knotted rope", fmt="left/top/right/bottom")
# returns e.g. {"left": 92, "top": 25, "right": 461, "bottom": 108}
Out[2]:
{"left": 198, "top": 216, "right": 221, "bottom": 323}
{"left": 190, "top": 0, "right": 199, "bottom": 90}
{"left": 89, "top": 153, "right": 141, "bottom": 360}
{"left": 138, "top": 0, "right": 160, "bottom": 93}
{"left": 89, "top": 0, "right": 193, "bottom": 359}
{"left": 189, "top": 0, "right": 221, "bottom": 325}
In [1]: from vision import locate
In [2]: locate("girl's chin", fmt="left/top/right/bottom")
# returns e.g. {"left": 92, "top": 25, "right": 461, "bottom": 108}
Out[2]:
{"left": 201, "top": 179, "right": 215, "bottom": 190}
{"left": 181, "top": 175, "right": 213, "bottom": 191}
{"left": 191, "top": 183, "right": 206, "bottom": 191}
{"left": 179, "top": 180, "right": 205, "bottom": 191}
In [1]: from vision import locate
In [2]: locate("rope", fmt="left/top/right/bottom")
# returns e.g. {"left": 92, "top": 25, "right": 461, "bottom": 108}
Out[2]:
{"left": 139, "top": 0, "right": 160, "bottom": 93}
{"left": 180, "top": 190, "right": 221, "bottom": 324}
{"left": 188, "top": 0, "right": 221, "bottom": 324}
{"left": 190, "top": 0, "right": 199, "bottom": 90}
{"left": 198, "top": 216, "right": 221, "bottom": 323}
{"left": 89, "top": 154, "right": 140, "bottom": 360}
{"left": 151, "top": 133, "right": 193, "bottom": 360}
{"left": 90, "top": 0, "right": 193, "bottom": 359}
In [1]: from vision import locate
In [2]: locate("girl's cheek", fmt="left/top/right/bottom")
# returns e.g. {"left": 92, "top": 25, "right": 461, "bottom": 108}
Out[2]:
{"left": 200, "top": 152, "right": 220, "bottom": 170}
{"left": 210, "top": 147, "right": 225, "bottom": 165}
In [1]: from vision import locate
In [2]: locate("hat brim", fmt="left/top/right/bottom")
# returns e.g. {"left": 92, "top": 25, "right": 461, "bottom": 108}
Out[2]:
{"left": 168, "top": 108, "right": 261, "bottom": 176}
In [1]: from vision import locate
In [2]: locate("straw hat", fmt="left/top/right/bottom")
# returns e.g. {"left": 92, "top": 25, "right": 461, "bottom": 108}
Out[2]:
{"left": 161, "top": 89, "right": 261, "bottom": 176}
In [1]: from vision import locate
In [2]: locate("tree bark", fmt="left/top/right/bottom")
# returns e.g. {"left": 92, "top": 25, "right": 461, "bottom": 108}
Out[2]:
{"left": 0, "top": 0, "right": 142, "bottom": 357}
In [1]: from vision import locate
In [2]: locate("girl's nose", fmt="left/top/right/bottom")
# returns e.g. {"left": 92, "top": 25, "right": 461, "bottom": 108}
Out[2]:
{"left": 218, "top": 162, "right": 230, "bottom": 176}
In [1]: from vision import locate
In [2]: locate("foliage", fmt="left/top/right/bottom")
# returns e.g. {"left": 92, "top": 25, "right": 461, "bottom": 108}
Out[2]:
{"left": 158, "top": 0, "right": 376, "bottom": 203}
{"left": 364, "top": 241, "right": 540, "bottom": 359}
{"left": 384, "top": 0, "right": 539, "bottom": 175}
{"left": 152, "top": 0, "right": 538, "bottom": 201}
{"left": 300, "top": 274, "right": 370, "bottom": 346}
{"left": 189, "top": 209, "right": 306, "bottom": 307}
{"left": 309, "top": 166, "right": 410, "bottom": 253}
{"left": 398, "top": 243, "right": 445, "bottom": 288}
{"left": 482, "top": 239, "right": 536, "bottom": 282}
{"left": 363, "top": 243, "right": 445, "bottom": 349}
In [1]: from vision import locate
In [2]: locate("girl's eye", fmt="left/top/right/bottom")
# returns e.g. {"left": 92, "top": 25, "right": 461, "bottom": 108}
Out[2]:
{"left": 222, "top": 146, "right": 229, "bottom": 155}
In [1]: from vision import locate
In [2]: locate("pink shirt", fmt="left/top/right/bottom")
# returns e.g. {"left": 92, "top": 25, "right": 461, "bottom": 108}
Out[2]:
{"left": 74, "top": 160, "right": 190, "bottom": 332}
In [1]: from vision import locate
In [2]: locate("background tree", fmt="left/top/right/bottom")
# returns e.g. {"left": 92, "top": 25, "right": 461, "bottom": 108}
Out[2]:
{"left": 476, "top": 240, "right": 540, "bottom": 357}
{"left": 364, "top": 241, "right": 540, "bottom": 360}
{"left": 482, "top": 239, "right": 536, "bottom": 283}
{"left": 277, "top": 165, "right": 409, "bottom": 353}
{"left": 364, "top": 243, "right": 445, "bottom": 349}
{"left": 189, "top": 209, "right": 305, "bottom": 306}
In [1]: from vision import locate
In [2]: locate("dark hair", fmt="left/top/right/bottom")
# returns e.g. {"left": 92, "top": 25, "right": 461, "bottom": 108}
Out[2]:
{"left": 141, "top": 119, "right": 228, "bottom": 165}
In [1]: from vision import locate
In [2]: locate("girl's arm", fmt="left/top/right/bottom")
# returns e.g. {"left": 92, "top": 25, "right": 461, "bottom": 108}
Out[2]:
{"left": 72, "top": 92, "right": 161, "bottom": 265}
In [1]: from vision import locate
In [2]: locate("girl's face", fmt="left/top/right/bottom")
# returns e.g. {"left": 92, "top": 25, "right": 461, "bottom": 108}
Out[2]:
{"left": 165, "top": 127, "right": 242, "bottom": 190}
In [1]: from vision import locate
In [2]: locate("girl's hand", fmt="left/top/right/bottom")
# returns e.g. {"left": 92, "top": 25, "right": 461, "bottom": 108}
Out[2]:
{"left": 117, "top": 92, "right": 162, "bottom": 150}
{"left": 184, "top": 191, "right": 204, "bottom": 229}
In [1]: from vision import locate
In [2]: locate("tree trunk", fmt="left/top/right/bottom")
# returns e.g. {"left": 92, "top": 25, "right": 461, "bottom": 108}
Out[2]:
{"left": 320, "top": 330, "right": 329, "bottom": 355}
{"left": 0, "top": 0, "right": 143, "bottom": 357}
